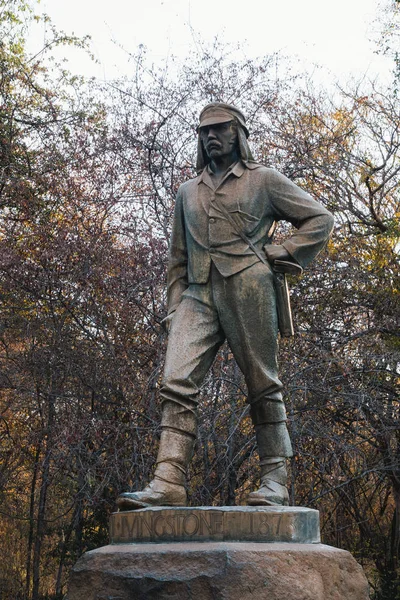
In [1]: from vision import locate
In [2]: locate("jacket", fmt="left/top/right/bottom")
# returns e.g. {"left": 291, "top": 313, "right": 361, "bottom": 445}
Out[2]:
{"left": 167, "top": 161, "right": 334, "bottom": 314}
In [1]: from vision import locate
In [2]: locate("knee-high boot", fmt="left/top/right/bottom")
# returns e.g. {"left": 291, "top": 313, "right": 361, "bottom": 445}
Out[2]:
{"left": 116, "top": 402, "right": 196, "bottom": 510}
{"left": 247, "top": 399, "right": 293, "bottom": 506}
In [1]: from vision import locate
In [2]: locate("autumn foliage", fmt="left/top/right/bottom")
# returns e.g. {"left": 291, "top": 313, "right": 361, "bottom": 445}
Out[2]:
{"left": 0, "top": 2, "right": 399, "bottom": 599}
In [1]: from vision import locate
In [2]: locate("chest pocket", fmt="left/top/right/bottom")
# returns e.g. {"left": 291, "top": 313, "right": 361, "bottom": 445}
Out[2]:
{"left": 228, "top": 207, "right": 259, "bottom": 235}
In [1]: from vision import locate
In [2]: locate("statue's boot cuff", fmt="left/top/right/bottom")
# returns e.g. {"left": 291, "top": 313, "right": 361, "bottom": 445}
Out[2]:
{"left": 254, "top": 422, "right": 293, "bottom": 457}
{"left": 116, "top": 477, "right": 187, "bottom": 510}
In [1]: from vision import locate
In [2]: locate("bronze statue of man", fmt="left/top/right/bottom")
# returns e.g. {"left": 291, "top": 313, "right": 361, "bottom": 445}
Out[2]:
{"left": 117, "top": 102, "right": 334, "bottom": 510}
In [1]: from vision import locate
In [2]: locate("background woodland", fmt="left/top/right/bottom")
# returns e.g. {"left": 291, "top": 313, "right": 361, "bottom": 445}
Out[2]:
{"left": 0, "top": 1, "right": 399, "bottom": 598}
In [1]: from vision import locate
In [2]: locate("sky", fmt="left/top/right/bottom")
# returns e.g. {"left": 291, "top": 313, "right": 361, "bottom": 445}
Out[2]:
{"left": 27, "top": 0, "right": 393, "bottom": 84}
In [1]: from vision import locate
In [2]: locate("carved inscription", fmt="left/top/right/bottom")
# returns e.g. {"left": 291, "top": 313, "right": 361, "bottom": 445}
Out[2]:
{"left": 245, "top": 511, "right": 288, "bottom": 539}
{"left": 114, "top": 510, "right": 224, "bottom": 542}
{"left": 109, "top": 507, "right": 312, "bottom": 544}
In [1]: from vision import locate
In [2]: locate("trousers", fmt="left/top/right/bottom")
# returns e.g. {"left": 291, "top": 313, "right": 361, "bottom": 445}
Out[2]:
{"left": 160, "top": 261, "right": 292, "bottom": 457}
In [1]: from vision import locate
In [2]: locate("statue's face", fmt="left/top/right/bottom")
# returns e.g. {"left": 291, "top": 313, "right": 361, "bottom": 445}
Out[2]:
{"left": 199, "top": 121, "right": 238, "bottom": 161}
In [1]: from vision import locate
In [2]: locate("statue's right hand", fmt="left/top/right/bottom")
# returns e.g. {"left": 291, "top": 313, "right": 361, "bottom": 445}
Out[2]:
{"left": 161, "top": 312, "right": 175, "bottom": 334}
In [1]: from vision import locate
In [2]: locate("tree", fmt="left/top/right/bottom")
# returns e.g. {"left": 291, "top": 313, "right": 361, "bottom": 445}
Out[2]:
{"left": 374, "top": 0, "right": 400, "bottom": 83}
{"left": 0, "top": 2, "right": 166, "bottom": 597}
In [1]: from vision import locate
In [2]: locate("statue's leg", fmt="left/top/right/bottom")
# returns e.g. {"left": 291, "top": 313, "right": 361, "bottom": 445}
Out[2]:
{"left": 116, "top": 403, "right": 195, "bottom": 510}
{"left": 214, "top": 262, "right": 292, "bottom": 505}
{"left": 247, "top": 399, "right": 292, "bottom": 506}
{"left": 117, "top": 282, "right": 225, "bottom": 510}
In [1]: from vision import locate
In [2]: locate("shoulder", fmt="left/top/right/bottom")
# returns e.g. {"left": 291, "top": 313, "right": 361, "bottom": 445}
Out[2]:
{"left": 245, "top": 161, "right": 266, "bottom": 171}
{"left": 244, "top": 162, "right": 284, "bottom": 182}
{"left": 246, "top": 163, "right": 281, "bottom": 175}
{"left": 248, "top": 164, "right": 299, "bottom": 185}
{"left": 177, "top": 173, "right": 201, "bottom": 196}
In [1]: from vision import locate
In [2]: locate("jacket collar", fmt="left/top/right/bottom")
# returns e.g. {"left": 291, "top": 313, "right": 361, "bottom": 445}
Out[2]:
{"left": 197, "top": 160, "right": 248, "bottom": 188}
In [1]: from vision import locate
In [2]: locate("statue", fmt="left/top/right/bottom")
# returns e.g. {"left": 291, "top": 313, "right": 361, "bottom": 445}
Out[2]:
{"left": 117, "top": 103, "right": 334, "bottom": 510}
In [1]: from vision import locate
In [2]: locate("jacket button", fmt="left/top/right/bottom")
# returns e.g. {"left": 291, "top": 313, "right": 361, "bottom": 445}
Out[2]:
{"left": 209, "top": 247, "right": 215, "bottom": 253}
{"left": 209, "top": 218, "right": 215, "bottom": 224}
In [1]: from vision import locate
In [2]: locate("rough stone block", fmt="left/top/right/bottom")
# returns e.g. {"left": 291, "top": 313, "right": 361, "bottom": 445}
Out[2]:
{"left": 66, "top": 542, "right": 370, "bottom": 600}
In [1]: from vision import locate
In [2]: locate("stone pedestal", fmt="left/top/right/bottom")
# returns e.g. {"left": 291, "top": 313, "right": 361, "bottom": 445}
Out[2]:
{"left": 66, "top": 507, "right": 370, "bottom": 600}
{"left": 67, "top": 541, "right": 369, "bottom": 600}
{"left": 110, "top": 505, "right": 320, "bottom": 544}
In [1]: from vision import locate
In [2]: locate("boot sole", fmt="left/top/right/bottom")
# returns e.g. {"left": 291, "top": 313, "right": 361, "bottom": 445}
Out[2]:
{"left": 117, "top": 500, "right": 187, "bottom": 510}
{"left": 247, "top": 497, "right": 289, "bottom": 506}
{"left": 116, "top": 494, "right": 187, "bottom": 511}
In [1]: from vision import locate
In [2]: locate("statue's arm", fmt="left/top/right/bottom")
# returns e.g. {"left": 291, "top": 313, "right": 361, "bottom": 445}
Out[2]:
{"left": 267, "top": 170, "right": 334, "bottom": 269}
{"left": 166, "top": 188, "right": 189, "bottom": 316}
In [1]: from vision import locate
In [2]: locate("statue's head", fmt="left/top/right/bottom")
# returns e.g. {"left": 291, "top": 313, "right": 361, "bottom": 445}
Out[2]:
{"left": 198, "top": 103, "right": 249, "bottom": 137}
{"left": 196, "top": 102, "right": 254, "bottom": 172}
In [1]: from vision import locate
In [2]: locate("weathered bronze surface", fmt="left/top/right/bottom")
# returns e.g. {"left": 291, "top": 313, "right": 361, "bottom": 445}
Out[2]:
{"left": 117, "top": 103, "right": 334, "bottom": 510}
{"left": 110, "top": 506, "right": 320, "bottom": 544}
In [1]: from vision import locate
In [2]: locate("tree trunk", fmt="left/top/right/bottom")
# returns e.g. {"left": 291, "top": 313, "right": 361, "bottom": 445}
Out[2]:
{"left": 25, "top": 443, "right": 41, "bottom": 599}
{"left": 31, "top": 446, "right": 51, "bottom": 600}
{"left": 31, "top": 382, "right": 57, "bottom": 600}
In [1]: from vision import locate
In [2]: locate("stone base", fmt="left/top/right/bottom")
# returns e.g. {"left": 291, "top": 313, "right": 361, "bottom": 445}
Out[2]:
{"left": 110, "top": 505, "right": 320, "bottom": 544}
{"left": 66, "top": 542, "right": 370, "bottom": 600}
